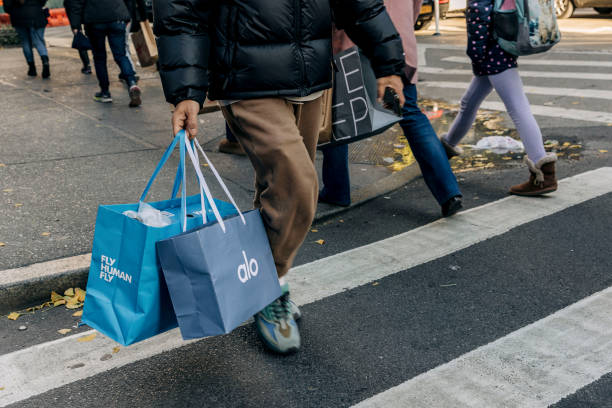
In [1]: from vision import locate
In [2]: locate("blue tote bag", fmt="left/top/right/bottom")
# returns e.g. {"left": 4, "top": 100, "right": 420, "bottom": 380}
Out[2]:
{"left": 156, "top": 137, "right": 282, "bottom": 340}
{"left": 82, "top": 131, "right": 237, "bottom": 345}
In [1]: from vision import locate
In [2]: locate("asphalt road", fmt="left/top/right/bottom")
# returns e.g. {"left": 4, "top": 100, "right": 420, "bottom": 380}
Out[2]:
{"left": 2, "top": 11, "right": 612, "bottom": 408}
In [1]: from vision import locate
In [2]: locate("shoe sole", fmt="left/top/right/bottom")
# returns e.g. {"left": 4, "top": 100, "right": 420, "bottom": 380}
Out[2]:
{"left": 93, "top": 97, "right": 112, "bottom": 103}
{"left": 253, "top": 319, "right": 300, "bottom": 355}
{"left": 509, "top": 186, "right": 558, "bottom": 196}
{"left": 129, "top": 87, "right": 142, "bottom": 107}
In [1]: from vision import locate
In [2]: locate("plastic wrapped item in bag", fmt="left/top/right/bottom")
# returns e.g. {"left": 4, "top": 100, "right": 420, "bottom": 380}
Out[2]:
{"left": 473, "top": 136, "right": 524, "bottom": 154}
{"left": 123, "top": 201, "right": 172, "bottom": 228}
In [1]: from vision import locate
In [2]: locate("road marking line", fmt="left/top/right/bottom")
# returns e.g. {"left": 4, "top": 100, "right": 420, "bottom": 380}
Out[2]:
{"left": 442, "top": 56, "right": 612, "bottom": 67}
{"left": 1, "top": 168, "right": 611, "bottom": 407}
{"left": 352, "top": 285, "right": 612, "bottom": 408}
{"left": 419, "top": 80, "right": 612, "bottom": 101}
{"left": 420, "top": 66, "right": 612, "bottom": 81}
{"left": 0, "top": 254, "right": 91, "bottom": 287}
{"left": 480, "top": 101, "right": 612, "bottom": 124}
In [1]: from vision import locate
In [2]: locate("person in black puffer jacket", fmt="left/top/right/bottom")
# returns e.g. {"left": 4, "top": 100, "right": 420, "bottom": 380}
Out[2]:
{"left": 4, "top": 0, "right": 50, "bottom": 78}
{"left": 69, "top": 0, "right": 142, "bottom": 107}
{"left": 153, "top": 0, "right": 405, "bottom": 355}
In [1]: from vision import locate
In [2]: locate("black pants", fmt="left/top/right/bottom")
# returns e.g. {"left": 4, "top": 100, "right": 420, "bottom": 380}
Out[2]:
{"left": 85, "top": 21, "right": 136, "bottom": 92}
{"left": 78, "top": 49, "right": 90, "bottom": 68}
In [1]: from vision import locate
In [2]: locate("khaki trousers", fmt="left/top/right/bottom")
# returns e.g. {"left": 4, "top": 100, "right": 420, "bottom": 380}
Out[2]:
{"left": 221, "top": 97, "right": 322, "bottom": 278}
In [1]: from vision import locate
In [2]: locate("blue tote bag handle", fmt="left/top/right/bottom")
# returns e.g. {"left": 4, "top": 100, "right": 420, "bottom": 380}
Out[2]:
{"left": 139, "top": 131, "right": 207, "bottom": 231}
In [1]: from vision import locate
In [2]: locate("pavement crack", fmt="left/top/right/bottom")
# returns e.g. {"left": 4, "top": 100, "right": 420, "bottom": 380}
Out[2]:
{"left": 0, "top": 148, "right": 160, "bottom": 167}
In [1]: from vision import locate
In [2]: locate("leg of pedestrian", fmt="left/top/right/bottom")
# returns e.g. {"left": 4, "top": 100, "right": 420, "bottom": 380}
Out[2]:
{"left": 107, "top": 21, "right": 141, "bottom": 107}
{"left": 221, "top": 97, "right": 321, "bottom": 354}
{"left": 14, "top": 26, "right": 36, "bottom": 76}
{"left": 79, "top": 49, "right": 91, "bottom": 74}
{"left": 30, "top": 27, "right": 49, "bottom": 78}
{"left": 218, "top": 123, "right": 246, "bottom": 156}
{"left": 488, "top": 69, "right": 558, "bottom": 195}
{"left": 400, "top": 79, "right": 463, "bottom": 217}
{"left": 320, "top": 144, "right": 351, "bottom": 207}
{"left": 442, "top": 75, "right": 493, "bottom": 156}
{"left": 86, "top": 24, "right": 112, "bottom": 103}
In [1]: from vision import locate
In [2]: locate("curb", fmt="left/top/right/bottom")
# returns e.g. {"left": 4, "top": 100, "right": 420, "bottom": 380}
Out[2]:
{"left": 0, "top": 164, "right": 422, "bottom": 315}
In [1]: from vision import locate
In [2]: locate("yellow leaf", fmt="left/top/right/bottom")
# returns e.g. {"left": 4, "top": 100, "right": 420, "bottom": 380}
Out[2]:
{"left": 41, "top": 232, "right": 51, "bottom": 236}
{"left": 0, "top": 242, "right": 5, "bottom": 247}
{"left": 112, "top": 346, "right": 120, "bottom": 354}
{"left": 58, "top": 329, "right": 72, "bottom": 335}
{"left": 315, "top": 239, "right": 325, "bottom": 245}
{"left": 75, "top": 288, "right": 86, "bottom": 302}
{"left": 53, "top": 299, "right": 67, "bottom": 306}
{"left": 0, "top": 163, "right": 5, "bottom": 167}
{"left": 501, "top": 156, "right": 512, "bottom": 160}
{"left": 310, "top": 229, "right": 318, "bottom": 233}
{"left": 64, "top": 288, "right": 75, "bottom": 297}
{"left": 0, "top": 386, "right": 4, "bottom": 390}
{"left": 14, "top": 203, "right": 23, "bottom": 207}
{"left": 72, "top": 310, "right": 83, "bottom": 317}
{"left": 66, "top": 302, "right": 82, "bottom": 310}
{"left": 77, "top": 333, "right": 97, "bottom": 343}
{"left": 599, "top": 150, "right": 608, "bottom": 153}
{"left": 569, "top": 145, "right": 581, "bottom": 149}
{"left": 2, "top": 189, "right": 13, "bottom": 193}
{"left": 372, "top": 282, "right": 380, "bottom": 286}
{"left": 51, "top": 291, "right": 63, "bottom": 302}
{"left": 7, "top": 312, "right": 20, "bottom": 320}
{"left": 562, "top": 142, "right": 571, "bottom": 147}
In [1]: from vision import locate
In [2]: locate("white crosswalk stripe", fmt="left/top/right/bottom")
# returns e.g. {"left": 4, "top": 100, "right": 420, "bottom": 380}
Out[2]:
{"left": 1, "top": 168, "right": 612, "bottom": 407}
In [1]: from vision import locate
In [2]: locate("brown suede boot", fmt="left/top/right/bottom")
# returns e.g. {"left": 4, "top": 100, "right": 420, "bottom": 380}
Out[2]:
{"left": 509, "top": 153, "right": 558, "bottom": 196}
{"left": 218, "top": 138, "right": 246, "bottom": 156}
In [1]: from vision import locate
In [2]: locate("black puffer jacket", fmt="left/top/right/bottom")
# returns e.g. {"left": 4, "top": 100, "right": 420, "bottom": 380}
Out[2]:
{"left": 66, "top": 0, "right": 131, "bottom": 29}
{"left": 153, "top": 0, "right": 405, "bottom": 106}
{"left": 4, "top": 0, "right": 47, "bottom": 28}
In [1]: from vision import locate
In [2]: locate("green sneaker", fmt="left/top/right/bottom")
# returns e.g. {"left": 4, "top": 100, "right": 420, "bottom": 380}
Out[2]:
{"left": 254, "top": 285, "right": 300, "bottom": 354}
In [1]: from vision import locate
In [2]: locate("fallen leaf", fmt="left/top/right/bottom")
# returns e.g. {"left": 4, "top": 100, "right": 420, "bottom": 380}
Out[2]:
{"left": 562, "top": 142, "right": 571, "bottom": 147}
{"left": 64, "top": 288, "right": 75, "bottom": 297}
{"left": 77, "top": 333, "right": 97, "bottom": 343}
{"left": 112, "top": 346, "right": 120, "bottom": 354}
{"left": 310, "top": 229, "right": 318, "bottom": 233}
{"left": 0, "top": 387, "right": 4, "bottom": 391}
{"left": 599, "top": 150, "right": 608, "bottom": 153}
{"left": 501, "top": 156, "right": 512, "bottom": 160}
{"left": 569, "top": 144, "right": 581, "bottom": 149}
{"left": 571, "top": 101, "right": 580, "bottom": 105}
{"left": 372, "top": 282, "right": 380, "bottom": 286}
{"left": 0, "top": 242, "right": 5, "bottom": 247}
{"left": 51, "top": 291, "right": 63, "bottom": 302}
{"left": 66, "top": 302, "right": 82, "bottom": 310}
{"left": 41, "top": 232, "right": 51, "bottom": 236}
{"left": 339, "top": 220, "right": 344, "bottom": 223}
{"left": 315, "top": 239, "right": 325, "bottom": 245}
{"left": 14, "top": 203, "right": 23, "bottom": 207}
{"left": 2, "top": 189, "right": 13, "bottom": 193}
{"left": 75, "top": 288, "right": 86, "bottom": 302}
{"left": 72, "top": 310, "right": 83, "bottom": 317}
{"left": 0, "top": 163, "right": 5, "bottom": 167}
{"left": 58, "top": 329, "right": 72, "bottom": 335}
{"left": 53, "top": 299, "right": 67, "bottom": 306}
{"left": 7, "top": 312, "right": 20, "bottom": 320}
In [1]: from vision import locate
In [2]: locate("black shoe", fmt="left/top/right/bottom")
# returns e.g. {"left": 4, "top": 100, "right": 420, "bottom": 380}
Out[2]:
{"left": 93, "top": 91, "right": 112, "bottom": 103}
{"left": 441, "top": 196, "right": 463, "bottom": 217}
{"left": 81, "top": 66, "right": 92, "bottom": 74}
{"left": 27, "top": 61, "right": 37, "bottom": 77}
{"left": 128, "top": 84, "right": 142, "bottom": 107}
{"left": 119, "top": 73, "right": 140, "bottom": 84}
{"left": 318, "top": 190, "right": 351, "bottom": 207}
{"left": 41, "top": 55, "right": 50, "bottom": 79}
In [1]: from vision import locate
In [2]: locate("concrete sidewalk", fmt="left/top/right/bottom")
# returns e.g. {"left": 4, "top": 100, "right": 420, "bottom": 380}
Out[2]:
{"left": 0, "top": 28, "right": 422, "bottom": 312}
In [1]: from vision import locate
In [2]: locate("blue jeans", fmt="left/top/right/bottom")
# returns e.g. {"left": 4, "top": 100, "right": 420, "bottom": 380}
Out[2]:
{"left": 14, "top": 26, "right": 47, "bottom": 63}
{"left": 321, "top": 80, "right": 461, "bottom": 207}
{"left": 85, "top": 21, "right": 136, "bottom": 92}
{"left": 320, "top": 144, "right": 350, "bottom": 206}
{"left": 400, "top": 81, "right": 461, "bottom": 205}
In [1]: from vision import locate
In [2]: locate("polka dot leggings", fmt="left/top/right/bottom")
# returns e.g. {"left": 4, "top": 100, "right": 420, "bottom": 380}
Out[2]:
{"left": 443, "top": 68, "right": 547, "bottom": 163}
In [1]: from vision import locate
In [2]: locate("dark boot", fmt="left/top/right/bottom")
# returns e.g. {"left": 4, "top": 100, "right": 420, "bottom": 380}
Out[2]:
{"left": 41, "top": 55, "right": 50, "bottom": 79}
{"left": 440, "top": 135, "right": 463, "bottom": 160}
{"left": 27, "top": 61, "right": 37, "bottom": 77}
{"left": 218, "top": 138, "right": 246, "bottom": 156}
{"left": 509, "top": 154, "right": 558, "bottom": 196}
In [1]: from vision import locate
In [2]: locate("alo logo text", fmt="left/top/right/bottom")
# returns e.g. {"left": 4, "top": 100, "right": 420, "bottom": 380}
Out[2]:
{"left": 237, "top": 250, "right": 259, "bottom": 283}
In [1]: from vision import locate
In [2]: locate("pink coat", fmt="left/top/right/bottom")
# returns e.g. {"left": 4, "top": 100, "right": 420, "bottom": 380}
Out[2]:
{"left": 332, "top": 0, "right": 423, "bottom": 84}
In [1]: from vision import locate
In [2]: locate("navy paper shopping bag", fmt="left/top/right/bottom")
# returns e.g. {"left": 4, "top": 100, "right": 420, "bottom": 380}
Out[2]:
{"left": 82, "top": 131, "right": 237, "bottom": 345}
{"left": 156, "top": 137, "right": 282, "bottom": 339}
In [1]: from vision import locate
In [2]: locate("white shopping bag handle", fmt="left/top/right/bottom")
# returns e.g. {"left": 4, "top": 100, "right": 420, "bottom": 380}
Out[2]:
{"left": 184, "top": 138, "right": 246, "bottom": 233}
